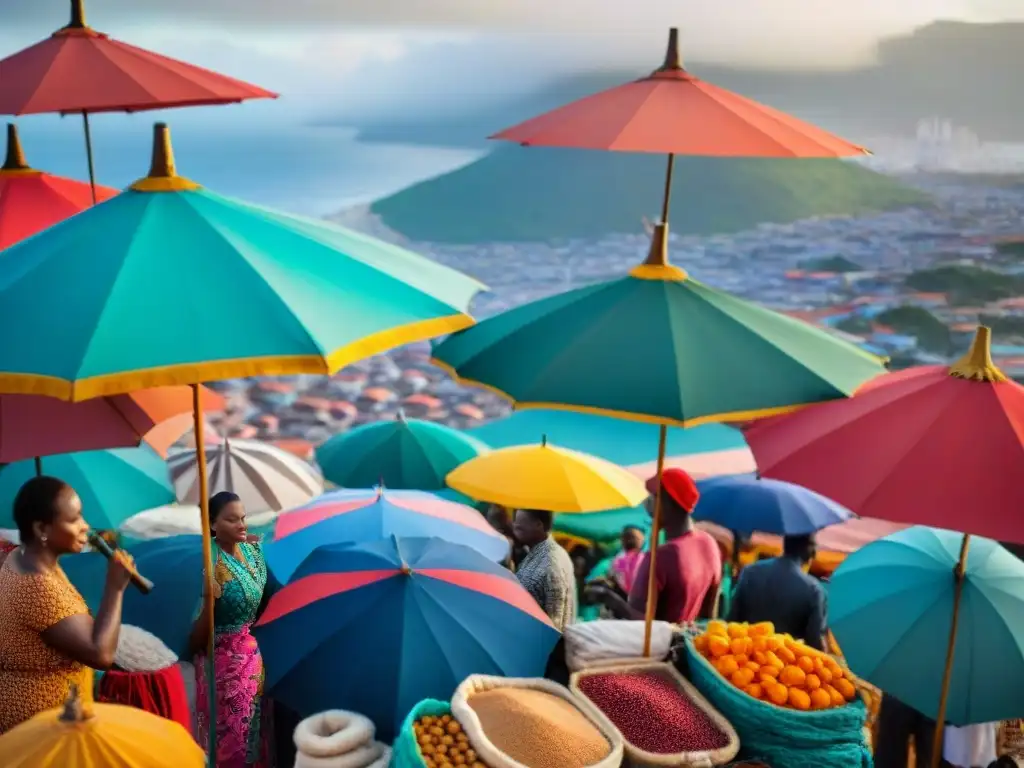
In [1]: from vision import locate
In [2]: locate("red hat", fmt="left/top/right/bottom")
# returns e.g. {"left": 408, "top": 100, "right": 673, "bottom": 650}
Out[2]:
{"left": 645, "top": 467, "right": 700, "bottom": 513}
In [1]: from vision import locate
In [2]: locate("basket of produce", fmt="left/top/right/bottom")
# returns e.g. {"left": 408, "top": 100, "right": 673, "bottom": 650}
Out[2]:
{"left": 450, "top": 675, "right": 624, "bottom": 768}
{"left": 392, "top": 699, "right": 488, "bottom": 768}
{"left": 570, "top": 661, "right": 739, "bottom": 766}
{"left": 686, "top": 621, "right": 871, "bottom": 768}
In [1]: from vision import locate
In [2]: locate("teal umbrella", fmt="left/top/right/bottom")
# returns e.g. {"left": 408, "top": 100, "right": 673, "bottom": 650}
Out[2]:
{"left": 317, "top": 414, "right": 489, "bottom": 490}
{"left": 829, "top": 527, "right": 1024, "bottom": 731}
{"left": 0, "top": 445, "right": 173, "bottom": 530}
{"left": 468, "top": 409, "right": 744, "bottom": 466}
{"left": 554, "top": 505, "right": 648, "bottom": 548}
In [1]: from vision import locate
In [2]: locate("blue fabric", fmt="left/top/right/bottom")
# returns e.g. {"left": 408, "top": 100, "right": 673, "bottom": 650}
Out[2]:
{"left": 62, "top": 535, "right": 205, "bottom": 659}
{"left": 694, "top": 475, "right": 854, "bottom": 536}
{"left": 685, "top": 640, "right": 872, "bottom": 768}
{"left": 253, "top": 537, "right": 559, "bottom": 741}
{"left": 264, "top": 491, "right": 509, "bottom": 584}
{"left": 392, "top": 699, "right": 451, "bottom": 768}
{"left": 829, "top": 526, "right": 1024, "bottom": 725}
{"left": 467, "top": 409, "right": 745, "bottom": 466}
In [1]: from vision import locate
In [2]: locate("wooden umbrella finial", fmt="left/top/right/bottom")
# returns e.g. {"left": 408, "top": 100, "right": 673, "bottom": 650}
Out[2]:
{"left": 130, "top": 124, "right": 200, "bottom": 192}
{"left": 661, "top": 28, "right": 683, "bottom": 71}
{"left": 58, "top": 683, "right": 94, "bottom": 723}
{"left": 948, "top": 326, "right": 1007, "bottom": 382}
{"left": 1, "top": 124, "right": 31, "bottom": 173}
{"left": 70, "top": 0, "right": 87, "bottom": 28}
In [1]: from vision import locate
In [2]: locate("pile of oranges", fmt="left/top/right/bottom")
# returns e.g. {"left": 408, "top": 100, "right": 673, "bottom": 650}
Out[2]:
{"left": 693, "top": 620, "right": 858, "bottom": 711}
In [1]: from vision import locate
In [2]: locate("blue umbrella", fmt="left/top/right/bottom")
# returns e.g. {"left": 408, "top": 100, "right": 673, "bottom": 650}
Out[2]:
{"left": 467, "top": 409, "right": 745, "bottom": 466}
{"left": 62, "top": 535, "right": 203, "bottom": 660}
{"left": 253, "top": 536, "right": 558, "bottom": 740}
{"left": 0, "top": 445, "right": 173, "bottom": 530}
{"left": 264, "top": 488, "right": 510, "bottom": 584}
{"left": 829, "top": 527, "right": 1024, "bottom": 727}
{"left": 693, "top": 475, "right": 854, "bottom": 536}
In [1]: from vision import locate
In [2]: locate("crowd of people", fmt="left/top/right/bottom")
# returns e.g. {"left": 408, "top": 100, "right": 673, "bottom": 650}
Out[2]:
{"left": 0, "top": 467, "right": 1019, "bottom": 768}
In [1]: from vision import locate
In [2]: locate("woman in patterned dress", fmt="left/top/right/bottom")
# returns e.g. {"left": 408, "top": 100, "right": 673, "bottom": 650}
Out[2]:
{"left": 191, "top": 491, "right": 271, "bottom": 767}
{"left": 0, "top": 476, "right": 132, "bottom": 733}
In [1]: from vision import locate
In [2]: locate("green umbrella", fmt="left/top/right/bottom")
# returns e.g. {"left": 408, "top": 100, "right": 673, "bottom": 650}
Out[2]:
{"left": 316, "top": 413, "right": 490, "bottom": 490}
{"left": 554, "top": 505, "right": 649, "bottom": 548}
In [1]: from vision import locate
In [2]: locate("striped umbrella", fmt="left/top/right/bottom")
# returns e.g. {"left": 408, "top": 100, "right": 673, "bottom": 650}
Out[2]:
{"left": 168, "top": 438, "right": 323, "bottom": 514}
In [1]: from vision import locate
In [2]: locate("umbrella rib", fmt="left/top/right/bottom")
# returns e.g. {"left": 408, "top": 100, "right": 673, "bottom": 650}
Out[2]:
{"left": 690, "top": 82, "right": 809, "bottom": 156}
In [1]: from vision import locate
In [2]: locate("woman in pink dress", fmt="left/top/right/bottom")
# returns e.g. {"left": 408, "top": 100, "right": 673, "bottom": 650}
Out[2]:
{"left": 610, "top": 526, "right": 646, "bottom": 595}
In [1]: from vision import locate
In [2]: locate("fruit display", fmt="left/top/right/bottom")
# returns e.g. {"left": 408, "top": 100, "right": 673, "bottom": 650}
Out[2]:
{"left": 576, "top": 667, "right": 734, "bottom": 756}
{"left": 693, "top": 620, "right": 858, "bottom": 711}
{"left": 412, "top": 712, "right": 488, "bottom": 768}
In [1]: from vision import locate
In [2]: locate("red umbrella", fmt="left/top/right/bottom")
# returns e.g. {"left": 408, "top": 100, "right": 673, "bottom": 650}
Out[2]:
{"left": 0, "top": 0, "right": 276, "bottom": 201}
{"left": 0, "top": 123, "right": 117, "bottom": 249}
{"left": 0, "top": 385, "right": 226, "bottom": 468}
{"left": 745, "top": 326, "right": 1024, "bottom": 545}
{"left": 489, "top": 27, "right": 870, "bottom": 657}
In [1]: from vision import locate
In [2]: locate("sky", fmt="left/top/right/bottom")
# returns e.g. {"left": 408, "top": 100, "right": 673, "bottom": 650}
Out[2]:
{"left": 3, "top": 0, "right": 1024, "bottom": 126}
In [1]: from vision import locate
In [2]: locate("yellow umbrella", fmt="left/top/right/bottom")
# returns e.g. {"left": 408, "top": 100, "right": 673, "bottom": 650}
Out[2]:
{"left": 0, "top": 685, "right": 204, "bottom": 768}
{"left": 445, "top": 436, "right": 648, "bottom": 513}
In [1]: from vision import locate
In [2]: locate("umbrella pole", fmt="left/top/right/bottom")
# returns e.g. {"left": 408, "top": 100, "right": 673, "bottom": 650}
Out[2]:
{"left": 81, "top": 112, "right": 97, "bottom": 204}
{"left": 642, "top": 424, "right": 668, "bottom": 656}
{"left": 34, "top": 456, "right": 42, "bottom": 477}
{"left": 659, "top": 153, "right": 676, "bottom": 226}
{"left": 928, "top": 533, "right": 971, "bottom": 768}
{"left": 192, "top": 383, "right": 217, "bottom": 768}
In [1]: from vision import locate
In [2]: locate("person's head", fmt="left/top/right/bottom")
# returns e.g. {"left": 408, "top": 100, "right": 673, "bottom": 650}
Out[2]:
{"left": 645, "top": 468, "right": 700, "bottom": 532}
{"left": 209, "top": 491, "right": 246, "bottom": 545}
{"left": 486, "top": 504, "right": 512, "bottom": 535}
{"left": 621, "top": 525, "right": 645, "bottom": 552}
{"left": 13, "top": 476, "right": 89, "bottom": 556}
{"left": 512, "top": 508, "right": 553, "bottom": 547}
{"left": 783, "top": 533, "right": 817, "bottom": 564}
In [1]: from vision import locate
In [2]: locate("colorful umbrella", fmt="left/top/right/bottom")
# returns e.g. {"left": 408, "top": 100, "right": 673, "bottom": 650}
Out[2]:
{"left": 829, "top": 527, "right": 1024, "bottom": 729}
{"left": 0, "top": 123, "right": 116, "bottom": 249}
{"left": 467, "top": 408, "right": 745, "bottom": 466}
{"left": 61, "top": 535, "right": 203, "bottom": 660}
{"left": 0, "top": 445, "right": 173, "bottom": 530}
{"left": 554, "top": 505, "right": 649, "bottom": 548}
{"left": 745, "top": 327, "right": 1024, "bottom": 545}
{"left": 693, "top": 475, "right": 855, "bottom": 536}
{"left": 0, "top": 685, "right": 204, "bottom": 768}
{"left": 316, "top": 412, "right": 490, "bottom": 490}
{"left": 253, "top": 536, "right": 559, "bottom": 739}
{"left": 264, "top": 487, "right": 510, "bottom": 583}
{"left": 0, "top": 385, "right": 223, "bottom": 465}
{"left": 168, "top": 438, "right": 323, "bottom": 514}
{"left": 446, "top": 437, "right": 648, "bottom": 513}
{"left": 0, "top": 0, "right": 275, "bottom": 200}
{"left": 460, "top": 26, "right": 875, "bottom": 657}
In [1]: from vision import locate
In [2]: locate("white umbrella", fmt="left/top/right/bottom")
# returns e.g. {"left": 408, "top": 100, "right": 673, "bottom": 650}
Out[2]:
{"left": 168, "top": 439, "right": 322, "bottom": 514}
{"left": 121, "top": 505, "right": 279, "bottom": 539}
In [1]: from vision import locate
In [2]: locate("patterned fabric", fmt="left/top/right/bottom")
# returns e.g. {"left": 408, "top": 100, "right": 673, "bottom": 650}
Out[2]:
{"left": 516, "top": 536, "right": 577, "bottom": 631}
{"left": 0, "top": 554, "right": 93, "bottom": 733}
{"left": 194, "top": 542, "right": 270, "bottom": 767}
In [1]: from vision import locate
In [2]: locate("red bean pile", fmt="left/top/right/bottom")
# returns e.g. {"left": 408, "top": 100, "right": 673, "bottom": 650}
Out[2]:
{"left": 578, "top": 670, "right": 730, "bottom": 755}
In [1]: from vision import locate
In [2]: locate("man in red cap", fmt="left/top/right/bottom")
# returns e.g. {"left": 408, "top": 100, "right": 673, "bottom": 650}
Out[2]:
{"left": 588, "top": 467, "right": 721, "bottom": 624}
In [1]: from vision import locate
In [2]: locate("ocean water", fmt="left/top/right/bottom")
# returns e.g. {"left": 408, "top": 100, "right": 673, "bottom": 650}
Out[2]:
{"left": 9, "top": 113, "right": 484, "bottom": 217}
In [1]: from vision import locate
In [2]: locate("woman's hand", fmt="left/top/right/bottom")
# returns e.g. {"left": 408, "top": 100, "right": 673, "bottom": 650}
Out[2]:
{"left": 104, "top": 550, "right": 134, "bottom": 592}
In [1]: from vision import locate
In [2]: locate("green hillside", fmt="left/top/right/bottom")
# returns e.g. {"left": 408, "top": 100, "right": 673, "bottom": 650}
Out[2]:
{"left": 371, "top": 147, "right": 930, "bottom": 243}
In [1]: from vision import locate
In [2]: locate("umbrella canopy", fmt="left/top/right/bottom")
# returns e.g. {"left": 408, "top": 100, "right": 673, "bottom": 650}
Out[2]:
{"left": 0, "top": 686, "right": 203, "bottom": 768}
{"left": 467, "top": 408, "right": 745, "bottom": 465}
{"left": 829, "top": 526, "right": 1024, "bottom": 725}
{"left": 0, "top": 124, "right": 116, "bottom": 249}
{"left": 61, "top": 535, "right": 203, "bottom": 660}
{"left": 168, "top": 438, "right": 323, "bottom": 515}
{"left": 0, "top": 0, "right": 275, "bottom": 116}
{"left": 0, "top": 445, "right": 173, "bottom": 530}
{"left": 745, "top": 326, "right": 1024, "bottom": 545}
{"left": 253, "top": 536, "right": 558, "bottom": 739}
{"left": 693, "top": 475, "right": 855, "bottom": 536}
{"left": 433, "top": 254, "right": 885, "bottom": 428}
{"left": 445, "top": 437, "right": 648, "bottom": 513}
{"left": 316, "top": 413, "right": 490, "bottom": 490}
{"left": 265, "top": 487, "right": 509, "bottom": 583}
{"left": 492, "top": 28, "right": 867, "bottom": 159}
{"left": 0, "top": 385, "right": 224, "bottom": 464}
{"left": 0, "top": 123, "right": 485, "bottom": 401}
{"left": 554, "top": 505, "right": 649, "bottom": 548}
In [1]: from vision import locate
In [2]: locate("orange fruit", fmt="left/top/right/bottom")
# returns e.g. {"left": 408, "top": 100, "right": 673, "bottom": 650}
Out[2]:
{"left": 835, "top": 678, "right": 857, "bottom": 702}
{"left": 730, "top": 637, "right": 753, "bottom": 656}
{"left": 765, "top": 652, "right": 785, "bottom": 670}
{"left": 752, "top": 651, "right": 768, "bottom": 665}
{"left": 727, "top": 623, "right": 749, "bottom": 639}
{"left": 777, "top": 646, "right": 797, "bottom": 664}
{"left": 788, "top": 688, "right": 812, "bottom": 711}
{"left": 707, "top": 620, "right": 728, "bottom": 637}
{"left": 823, "top": 684, "right": 845, "bottom": 707}
{"left": 734, "top": 654, "right": 750, "bottom": 667}
{"left": 767, "top": 683, "right": 789, "bottom": 706}
{"left": 766, "top": 636, "right": 783, "bottom": 652}
{"left": 826, "top": 660, "right": 845, "bottom": 680}
{"left": 759, "top": 664, "right": 780, "bottom": 679}
{"left": 694, "top": 635, "right": 710, "bottom": 654}
{"left": 796, "top": 656, "right": 815, "bottom": 673}
{"left": 709, "top": 635, "right": 731, "bottom": 658}
{"left": 731, "top": 668, "right": 756, "bottom": 688}
{"left": 745, "top": 683, "right": 764, "bottom": 700}
{"left": 744, "top": 661, "right": 761, "bottom": 674}
{"left": 809, "top": 688, "right": 832, "bottom": 710}
{"left": 779, "top": 665, "right": 807, "bottom": 687}
{"left": 750, "top": 622, "right": 775, "bottom": 637}
{"left": 751, "top": 636, "right": 768, "bottom": 653}
{"left": 805, "top": 673, "right": 822, "bottom": 691}
{"left": 716, "top": 656, "right": 740, "bottom": 678}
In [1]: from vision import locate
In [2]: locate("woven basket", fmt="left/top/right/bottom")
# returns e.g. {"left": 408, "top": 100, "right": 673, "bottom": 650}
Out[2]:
{"left": 450, "top": 675, "right": 624, "bottom": 768}
{"left": 570, "top": 661, "right": 740, "bottom": 767}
